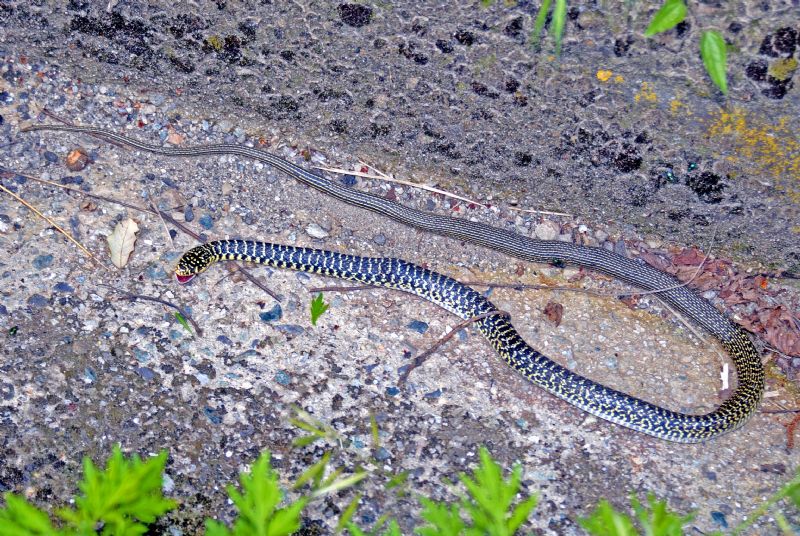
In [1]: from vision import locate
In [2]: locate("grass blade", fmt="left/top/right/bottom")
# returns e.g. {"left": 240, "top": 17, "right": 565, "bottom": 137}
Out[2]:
{"left": 531, "top": 0, "right": 553, "bottom": 49}
{"left": 552, "top": 0, "right": 567, "bottom": 55}
{"left": 700, "top": 30, "right": 728, "bottom": 95}
{"left": 644, "top": 0, "right": 687, "bottom": 37}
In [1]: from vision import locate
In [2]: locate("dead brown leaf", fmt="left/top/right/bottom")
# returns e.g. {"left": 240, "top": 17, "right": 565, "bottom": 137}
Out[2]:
{"left": 107, "top": 218, "right": 139, "bottom": 269}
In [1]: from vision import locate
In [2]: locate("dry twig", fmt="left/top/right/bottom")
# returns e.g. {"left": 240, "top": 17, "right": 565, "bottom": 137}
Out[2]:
{"left": 0, "top": 181, "right": 104, "bottom": 267}
{"left": 100, "top": 283, "right": 203, "bottom": 336}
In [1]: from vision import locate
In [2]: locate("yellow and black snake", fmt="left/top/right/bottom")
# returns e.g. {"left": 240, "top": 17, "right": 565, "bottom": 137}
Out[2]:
{"left": 21, "top": 124, "right": 765, "bottom": 442}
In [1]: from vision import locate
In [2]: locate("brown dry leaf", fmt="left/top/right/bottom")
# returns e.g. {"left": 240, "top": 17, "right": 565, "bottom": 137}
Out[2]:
{"left": 543, "top": 301, "right": 564, "bottom": 326}
{"left": 107, "top": 218, "right": 139, "bottom": 269}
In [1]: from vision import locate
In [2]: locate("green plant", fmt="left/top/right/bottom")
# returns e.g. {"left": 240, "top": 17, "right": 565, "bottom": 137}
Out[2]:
{"left": 580, "top": 494, "right": 693, "bottom": 536}
{"left": 0, "top": 445, "right": 174, "bottom": 535}
{"left": 414, "top": 446, "right": 538, "bottom": 535}
{"left": 205, "top": 452, "right": 306, "bottom": 536}
{"left": 2, "top": 433, "right": 799, "bottom": 535}
{"left": 645, "top": 0, "right": 729, "bottom": 95}
{"left": 310, "top": 293, "right": 330, "bottom": 326}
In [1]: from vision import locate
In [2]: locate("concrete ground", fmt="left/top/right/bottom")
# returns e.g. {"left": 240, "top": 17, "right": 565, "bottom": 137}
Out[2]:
{"left": 1, "top": 1, "right": 799, "bottom": 534}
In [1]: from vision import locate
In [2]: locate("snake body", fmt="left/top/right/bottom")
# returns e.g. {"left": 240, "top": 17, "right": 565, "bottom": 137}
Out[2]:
{"left": 21, "top": 124, "right": 764, "bottom": 442}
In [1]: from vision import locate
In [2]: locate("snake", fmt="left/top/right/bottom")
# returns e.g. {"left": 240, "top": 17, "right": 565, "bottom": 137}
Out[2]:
{"left": 20, "top": 123, "right": 764, "bottom": 442}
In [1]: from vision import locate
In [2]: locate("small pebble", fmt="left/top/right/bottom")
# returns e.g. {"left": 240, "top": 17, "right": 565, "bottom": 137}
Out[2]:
{"left": 203, "top": 407, "right": 222, "bottom": 424}
{"left": 199, "top": 214, "right": 213, "bottom": 230}
{"left": 27, "top": 294, "right": 48, "bottom": 308}
{"left": 259, "top": 303, "right": 283, "bottom": 322}
{"left": 145, "top": 265, "right": 167, "bottom": 279}
{"left": 54, "top": 282, "right": 74, "bottom": 293}
{"left": 341, "top": 174, "right": 357, "bottom": 187}
{"left": 275, "top": 370, "right": 291, "bottom": 385}
{"left": 407, "top": 320, "right": 428, "bottom": 334}
{"left": 32, "top": 254, "right": 54, "bottom": 269}
{"left": 216, "top": 335, "right": 233, "bottom": 345}
{"left": 1, "top": 382, "right": 15, "bottom": 400}
{"left": 374, "top": 447, "right": 391, "bottom": 461}
{"left": 373, "top": 233, "right": 387, "bottom": 245}
{"left": 276, "top": 324, "right": 304, "bottom": 335}
{"left": 386, "top": 386, "right": 400, "bottom": 396}
{"left": 43, "top": 151, "right": 58, "bottom": 163}
{"left": 306, "top": 223, "right": 329, "bottom": 239}
{"left": 534, "top": 221, "right": 559, "bottom": 240}
{"left": 184, "top": 204, "right": 195, "bottom": 222}
{"left": 710, "top": 511, "right": 728, "bottom": 529}
{"left": 424, "top": 388, "right": 442, "bottom": 399}
{"left": 135, "top": 367, "right": 155, "bottom": 381}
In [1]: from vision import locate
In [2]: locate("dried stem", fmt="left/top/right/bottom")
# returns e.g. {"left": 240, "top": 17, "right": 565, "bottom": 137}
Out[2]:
{"left": 100, "top": 283, "right": 203, "bottom": 336}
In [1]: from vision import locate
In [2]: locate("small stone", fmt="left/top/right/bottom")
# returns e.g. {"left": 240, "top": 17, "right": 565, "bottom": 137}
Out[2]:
{"left": 135, "top": 367, "right": 155, "bottom": 381}
{"left": 32, "top": 254, "right": 54, "bottom": 269}
{"left": 339, "top": 3, "right": 373, "bottom": 27}
{"left": 374, "top": 447, "right": 391, "bottom": 461}
{"left": 145, "top": 265, "right": 167, "bottom": 279}
{"left": 243, "top": 212, "right": 257, "bottom": 225}
{"left": 184, "top": 204, "right": 194, "bottom": 222}
{"left": 595, "top": 230, "right": 609, "bottom": 242}
{"left": 203, "top": 407, "right": 222, "bottom": 424}
{"left": 275, "top": 324, "right": 304, "bottom": 337}
{"left": 65, "top": 148, "right": 90, "bottom": 171}
{"left": 710, "top": 511, "right": 728, "bottom": 529}
{"left": 54, "top": 282, "right": 74, "bottom": 293}
{"left": 306, "top": 223, "right": 329, "bottom": 239}
{"left": 216, "top": 335, "right": 233, "bottom": 345}
{"left": 373, "top": 233, "right": 387, "bottom": 245}
{"left": 275, "top": 370, "right": 291, "bottom": 385}
{"left": 534, "top": 221, "right": 559, "bottom": 240}
{"left": 386, "top": 386, "right": 400, "bottom": 396}
{"left": 407, "top": 320, "right": 428, "bottom": 334}
{"left": 341, "top": 174, "right": 357, "bottom": 187}
{"left": 1, "top": 382, "right": 14, "bottom": 400}
{"left": 27, "top": 294, "right": 48, "bottom": 308}
{"left": 424, "top": 388, "right": 442, "bottom": 399}
{"left": 259, "top": 303, "right": 283, "bottom": 322}
{"left": 43, "top": 151, "right": 58, "bottom": 163}
{"left": 199, "top": 214, "right": 213, "bottom": 229}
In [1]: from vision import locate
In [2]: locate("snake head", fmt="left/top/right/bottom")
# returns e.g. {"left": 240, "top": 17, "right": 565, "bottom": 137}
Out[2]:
{"left": 175, "top": 244, "right": 216, "bottom": 284}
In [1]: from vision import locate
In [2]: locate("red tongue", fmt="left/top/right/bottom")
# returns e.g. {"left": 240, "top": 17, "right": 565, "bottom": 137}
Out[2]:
{"left": 176, "top": 274, "right": 195, "bottom": 284}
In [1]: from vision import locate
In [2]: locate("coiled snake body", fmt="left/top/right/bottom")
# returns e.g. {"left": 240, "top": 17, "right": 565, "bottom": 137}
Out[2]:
{"left": 22, "top": 124, "right": 764, "bottom": 442}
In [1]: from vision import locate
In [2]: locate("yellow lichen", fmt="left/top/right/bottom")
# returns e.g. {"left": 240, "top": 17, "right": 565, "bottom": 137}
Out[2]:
{"left": 705, "top": 108, "right": 800, "bottom": 203}
{"left": 634, "top": 81, "right": 658, "bottom": 103}
{"left": 613, "top": 74, "right": 624, "bottom": 83}
{"left": 596, "top": 69, "right": 613, "bottom": 82}
{"left": 669, "top": 98, "right": 685, "bottom": 114}
{"left": 768, "top": 57, "right": 798, "bottom": 81}
{"left": 206, "top": 35, "right": 223, "bottom": 51}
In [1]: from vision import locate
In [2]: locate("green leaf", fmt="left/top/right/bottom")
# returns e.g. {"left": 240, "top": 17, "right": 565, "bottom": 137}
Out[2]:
{"left": 531, "top": 0, "right": 553, "bottom": 48}
{"left": 213, "top": 451, "right": 307, "bottom": 536}
{"left": 700, "top": 30, "right": 728, "bottom": 95}
{"left": 644, "top": 0, "right": 687, "bottom": 37}
{"left": 415, "top": 498, "right": 465, "bottom": 536}
{"left": 458, "top": 447, "right": 537, "bottom": 534}
{"left": 480, "top": 0, "right": 494, "bottom": 6}
{"left": 631, "top": 494, "right": 694, "bottom": 536}
{"left": 57, "top": 445, "right": 175, "bottom": 535}
{"left": 174, "top": 311, "right": 192, "bottom": 334}
{"left": 385, "top": 471, "right": 409, "bottom": 491}
{"left": 579, "top": 500, "right": 637, "bottom": 536}
{"left": 552, "top": 0, "right": 567, "bottom": 55}
{"left": 335, "top": 493, "right": 361, "bottom": 534}
{"left": 312, "top": 471, "right": 367, "bottom": 498}
{"left": 310, "top": 293, "right": 330, "bottom": 326}
{"left": 292, "top": 452, "right": 331, "bottom": 491}
{"left": 0, "top": 493, "right": 58, "bottom": 535}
